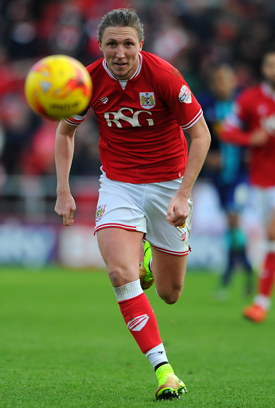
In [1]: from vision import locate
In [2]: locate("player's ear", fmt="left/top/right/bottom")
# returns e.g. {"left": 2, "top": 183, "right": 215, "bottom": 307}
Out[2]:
{"left": 139, "top": 40, "right": 144, "bottom": 51}
{"left": 97, "top": 40, "right": 103, "bottom": 52}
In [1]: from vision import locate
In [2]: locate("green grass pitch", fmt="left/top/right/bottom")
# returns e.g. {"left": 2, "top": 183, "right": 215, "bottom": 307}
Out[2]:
{"left": 0, "top": 266, "right": 275, "bottom": 408}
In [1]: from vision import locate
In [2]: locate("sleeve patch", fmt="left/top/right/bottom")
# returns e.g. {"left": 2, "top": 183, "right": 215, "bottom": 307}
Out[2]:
{"left": 178, "top": 85, "right": 192, "bottom": 104}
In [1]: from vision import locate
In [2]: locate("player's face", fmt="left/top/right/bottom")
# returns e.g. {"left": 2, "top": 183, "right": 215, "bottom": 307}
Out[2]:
{"left": 98, "top": 26, "right": 143, "bottom": 80}
{"left": 262, "top": 52, "right": 275, "bottom": 90}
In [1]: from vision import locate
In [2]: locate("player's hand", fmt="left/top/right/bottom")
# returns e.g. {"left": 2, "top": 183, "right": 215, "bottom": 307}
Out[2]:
{"left": 250, "top": 128, "right": 269, "bottom": 146}
{"left": 55, "top": 191, "right": 76, "bottom": 226}
{"left": 166, "top": 193, "right": 189, "bottom": 227}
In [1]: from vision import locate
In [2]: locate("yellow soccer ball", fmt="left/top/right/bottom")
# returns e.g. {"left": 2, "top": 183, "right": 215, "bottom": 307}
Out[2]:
{"left": 25, "top": 55, "right": 92, "bottom": 120}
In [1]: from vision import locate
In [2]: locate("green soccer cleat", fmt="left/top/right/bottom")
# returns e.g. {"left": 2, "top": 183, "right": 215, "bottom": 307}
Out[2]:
{"left": 155, "top": 364, "right": 187, "bottom": 400}
{"left": 139, "top": 241, "right": 154, "bottom": 290}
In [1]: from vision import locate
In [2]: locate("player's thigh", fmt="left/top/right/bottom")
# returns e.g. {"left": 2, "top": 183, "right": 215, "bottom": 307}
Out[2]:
{"left": 267, "top": 209, "right": 275, "bottom": 240}
{"left": 152, "top": 247, "right": 188, "bottom": 300}
{"left": 266, "top": 189, "right": 275, "bottom": 240}
{"left": 97, "top": 228, "right": 144, "bottom": 286}
{"left": 254, "top": 187, "right": 275, "bottom": 240}
{"left": 144, "top": 180, "right": 193, "bottom": 255}
{"left": 94, "top": 171, "right": 147, "bottom": 234}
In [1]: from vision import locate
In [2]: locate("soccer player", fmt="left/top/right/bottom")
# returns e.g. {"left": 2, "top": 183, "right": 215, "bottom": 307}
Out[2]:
{"left": 54, "top": 9, "right": 211, "bottom": 399}
{"left": 198, "top": 64, "right": 253, "bottom": 298}
{"left": 221, "top": 47, "right": 275, "bottom": 323}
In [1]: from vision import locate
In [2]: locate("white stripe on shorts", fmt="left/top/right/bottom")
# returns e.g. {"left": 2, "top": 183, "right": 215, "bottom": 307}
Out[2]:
{"left": 94, "top": 223, "right": 137, "bottom": 233}
{"left": 152, "top": 245, "right": 190, "bottom": 256}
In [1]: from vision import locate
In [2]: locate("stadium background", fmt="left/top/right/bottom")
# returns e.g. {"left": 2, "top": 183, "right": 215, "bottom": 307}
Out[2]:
{"left": 0, "top": 0, "right": 274, "bottom": 270}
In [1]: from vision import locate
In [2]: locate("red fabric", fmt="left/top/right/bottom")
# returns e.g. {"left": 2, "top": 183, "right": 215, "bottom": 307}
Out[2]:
{"left": 221, "top": 83, "right": 275, "bottom": 188}
{"left": 66, "top": 51, "right": 202, "bottom": 183}
{"left": 221, "top": 127, "right": 251, "bottom": 146}
{"left": 118, "top": 293, "right": 162, "bottom": 354}
{"left": 258, "top": 252, "right": 275, "bottom": 297}
{"left": 20, "top": 120, "right": 56, "bottom": 175}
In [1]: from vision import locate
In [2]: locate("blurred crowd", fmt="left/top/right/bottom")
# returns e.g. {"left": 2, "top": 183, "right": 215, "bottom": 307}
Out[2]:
{"left": 0, "top": 0, "right": 275, "bottom": 179}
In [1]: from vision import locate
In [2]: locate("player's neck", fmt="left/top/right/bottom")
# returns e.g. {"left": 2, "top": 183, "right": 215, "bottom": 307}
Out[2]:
{"left": 105, "top": 54, "right": 141, "bottom": 81}
{"left": 265, "top": 80, "right": 275, "bottom": 93}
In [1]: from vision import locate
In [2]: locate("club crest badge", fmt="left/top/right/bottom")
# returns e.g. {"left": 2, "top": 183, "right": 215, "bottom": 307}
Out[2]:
{"left": 95, "top": 205, "right": 106, "bottom": 222}
{"left": 178, "top": 85, "right": 192, "bottom": 104}
{"left": 140, "top": 92, "right": 155, "bottom": 109}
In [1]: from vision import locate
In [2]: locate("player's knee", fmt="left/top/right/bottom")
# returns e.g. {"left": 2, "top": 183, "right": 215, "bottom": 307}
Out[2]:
{"left": 157, "top": 285, "right": 183, "bottom": 304}
{"left": 108, "top": 266, "right": 128, "bottom": 287}
{"left": 162, "top": 291, "right": 181, "bottom": 305}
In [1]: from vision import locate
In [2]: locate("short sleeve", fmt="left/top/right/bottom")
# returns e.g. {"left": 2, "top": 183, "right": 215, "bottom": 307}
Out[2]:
{"left": 155, "top": 66, "right": 203, "bottom": 129}
{"left": 64, "top": 109, "right": 88, "bottom": 127}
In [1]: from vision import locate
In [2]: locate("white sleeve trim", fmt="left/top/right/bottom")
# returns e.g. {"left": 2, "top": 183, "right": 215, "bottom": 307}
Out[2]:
{"left": 63, "top": 118, "right": 80, "bottom": 127}
{"left": 63, "top": 113, "right": 86, "bottom": 127}
{"left": 181, "top": 109, "right": 203, "bottom": 130}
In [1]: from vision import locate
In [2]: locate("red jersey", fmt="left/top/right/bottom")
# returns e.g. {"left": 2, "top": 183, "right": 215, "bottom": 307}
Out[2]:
{"left": 65, "top": 51, "right": 202, "bottom": 183}
{"left": 221, "top": 83, "right": 275, "bottom": 188}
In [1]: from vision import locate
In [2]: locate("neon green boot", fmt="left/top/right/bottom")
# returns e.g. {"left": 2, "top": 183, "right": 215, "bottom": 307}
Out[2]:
{"left": 139, "top": 241, "right": 154, "bottom": 290}
{"left": 155, "top": 364, "right": 187, "bottom": 400}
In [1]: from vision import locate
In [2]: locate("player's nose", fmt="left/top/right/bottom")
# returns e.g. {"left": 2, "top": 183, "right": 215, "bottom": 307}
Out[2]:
{"left": 116, "top": 45, "right": 125, "bottom": 58}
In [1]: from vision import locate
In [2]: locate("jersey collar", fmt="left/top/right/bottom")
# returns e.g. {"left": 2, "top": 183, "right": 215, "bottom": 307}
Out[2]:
{"left": 102, "top": 53, "right": 143, "bottom": 81}
{"left": 261, "top": 82, "right": 275, "bottom": 102}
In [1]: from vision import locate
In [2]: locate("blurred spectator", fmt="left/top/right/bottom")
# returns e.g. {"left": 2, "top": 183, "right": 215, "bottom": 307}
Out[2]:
{"left": 0, "top": 46, "right": 25, "bottom": 96}
{"left": 198, "top": 64, "right": 253, "bottom": 298}
{"left": 70, "top": 114, "right": 101, "bottom": 176}
{"left": 2, "top": 0, "right": 42, "bottom": 60}
{"left": 19, "top": 113, "right": 101, "bottom": 177}
{"left": 20, "top": 119, "right": 57, "bottom": 175}
{"left": 47, "top": 3, "right": 88, "bottom": 60}
{"left": 0, "top": 93, "right": 41, "bottom": 174}
{"left": 151, "top": 19, "right": 190, "bottom": 64}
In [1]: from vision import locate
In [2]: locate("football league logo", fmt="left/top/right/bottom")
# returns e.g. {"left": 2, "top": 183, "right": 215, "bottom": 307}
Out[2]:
{"left": 178, "top": 85, "right": 192, "bottom": 104}
{"left": 140, "top": 92, "right": 155, "bottom": 109}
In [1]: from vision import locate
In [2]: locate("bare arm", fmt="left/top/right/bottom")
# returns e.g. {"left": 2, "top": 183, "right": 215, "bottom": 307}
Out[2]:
{"left": 167, "top": 115, "right": 211, "bottom": 226}
{"left": 221, "top": 105, "right": 270, "bottom": 147}
{"left": 54, "top": 120, "right": 77, "bottom": 226}
{"left": 221, "top": 124, "right": 269, "bottom": 146}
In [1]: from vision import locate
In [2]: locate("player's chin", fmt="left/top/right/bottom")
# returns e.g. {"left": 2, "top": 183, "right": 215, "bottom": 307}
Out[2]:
{"left": 113, "top": 65, "right": 128, "bottom": 76}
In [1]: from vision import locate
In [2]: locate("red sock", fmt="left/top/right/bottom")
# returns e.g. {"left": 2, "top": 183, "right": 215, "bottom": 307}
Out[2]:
{"left": 258, "top": 252, "right": 275, "bottom": 297}
{"left": 119, "top": 293, "right": 162, "bottom": 354}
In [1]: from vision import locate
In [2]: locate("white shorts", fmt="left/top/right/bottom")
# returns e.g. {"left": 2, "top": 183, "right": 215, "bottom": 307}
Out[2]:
{"left": 253, "top": 186, "right": 275, "bottom": 225}
{"left": 94, "top": 171, "right": 193, "bottom": 256}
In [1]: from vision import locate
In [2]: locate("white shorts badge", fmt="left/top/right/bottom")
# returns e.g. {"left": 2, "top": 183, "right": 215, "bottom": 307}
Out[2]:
{"left": 140, "top": 92, "right": 155, "bottom": 109}
{"left": 178, "top": 85, "right": 192, "bottom": 104}
{"left": 95, "top": 204, "right": 106, "bottom": 222}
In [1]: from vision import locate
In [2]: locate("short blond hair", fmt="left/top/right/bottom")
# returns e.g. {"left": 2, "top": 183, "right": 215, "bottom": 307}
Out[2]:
{"left": 97, "top": 8, "right": 144, "bottom": 44}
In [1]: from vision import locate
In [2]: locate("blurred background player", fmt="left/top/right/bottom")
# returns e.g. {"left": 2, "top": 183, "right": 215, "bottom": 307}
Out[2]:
{"left": 198, "top": 64, "right": 253, "bottom": 299}
{"left": 54, "top": 8, "right": 211, "bottom": 400}
{"left": 221, "top": 47, "right": 275, "bottom": 323}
